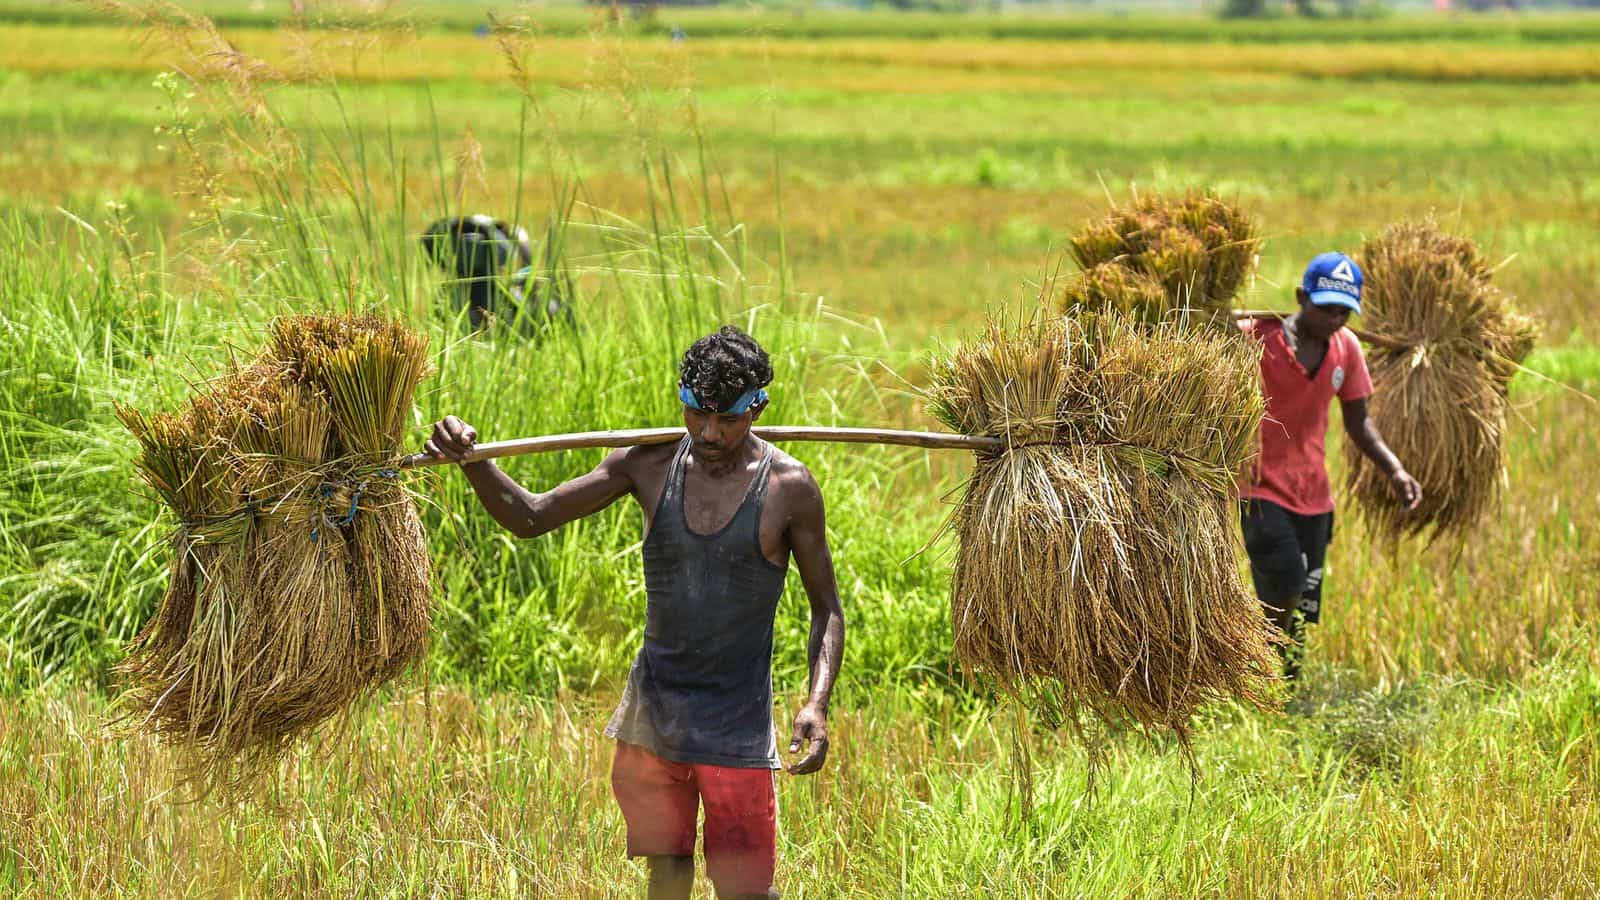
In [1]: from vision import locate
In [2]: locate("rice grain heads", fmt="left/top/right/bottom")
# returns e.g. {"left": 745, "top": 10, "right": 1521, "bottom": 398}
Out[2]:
{"left": 116, "top": 314, "right": 432, "bottom": 793}
{"left": 1057, "top": 192, "right": 1261, "bottom": 329}
{"left": 1347, "top": 221, "right": 1539, "bottom": 542}
{"left": 930, "top": 313, "right": 1280, "bottom": 748}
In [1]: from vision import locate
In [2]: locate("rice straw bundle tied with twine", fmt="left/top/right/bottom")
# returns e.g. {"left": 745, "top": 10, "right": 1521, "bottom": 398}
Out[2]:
{"left": 117, "top": 314, "right": 432, "bottom": 793}
{"left": 1346, "top": 221, "right": 1539, "bottom": 542}
{"left": 1057, "top": 191, "right": 1262, "bottom": 329}
{"left": 929, "top": 312, "right": 1281, "bottom": 747}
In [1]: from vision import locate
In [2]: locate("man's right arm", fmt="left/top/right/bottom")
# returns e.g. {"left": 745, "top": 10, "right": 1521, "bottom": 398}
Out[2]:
{"left": 424, "top": 415, "right": 634, "bottom": 538}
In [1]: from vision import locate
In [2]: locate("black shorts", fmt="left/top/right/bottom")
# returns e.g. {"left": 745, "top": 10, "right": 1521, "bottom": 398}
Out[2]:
{"left": 1240, "top": 499, "right": 1334, "bottom": 625}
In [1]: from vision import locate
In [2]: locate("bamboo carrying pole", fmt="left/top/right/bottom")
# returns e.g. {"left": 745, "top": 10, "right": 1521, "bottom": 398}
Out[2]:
{"left": 1231, "top": 309, "right": 1411, "bottom": 351}
{"left": 401, "top": 314, "right": 1409, "bottom": 470}
{"left": 400, "top": 426, "right": 1002, "bottom": 469}
{"left": 402, "top": 316, "right": 1405, "bottom": 470}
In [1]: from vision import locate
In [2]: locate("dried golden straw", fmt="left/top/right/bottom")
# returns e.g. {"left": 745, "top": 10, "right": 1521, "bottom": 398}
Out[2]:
{"left": 1058, "top": 191, "right": 1261, "bottom": 329}
{"left": 116, "top": 314, "right": 433, "bottom": 794}
{"left": 929, "top": 313, "right": 1280, "bottom": 748}
{"left": 1347, "top": 221, "right": 1539, "bottom": 542}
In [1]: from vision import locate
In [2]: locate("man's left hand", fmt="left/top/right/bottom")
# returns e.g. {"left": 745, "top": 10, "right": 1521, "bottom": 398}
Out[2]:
{"left": 786, "top": 703, "right": 829, "bottom": 776}
{"left": 1391, "top": 468, "right": 1423, "bottom": 510}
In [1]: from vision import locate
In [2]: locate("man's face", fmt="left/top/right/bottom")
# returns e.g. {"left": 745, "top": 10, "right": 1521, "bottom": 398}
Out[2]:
{"left": 1297, "top": 290, "right": 1353, "bottom": 341}
{"left": 683, "top": 403, "right": 762, "bottom": 463}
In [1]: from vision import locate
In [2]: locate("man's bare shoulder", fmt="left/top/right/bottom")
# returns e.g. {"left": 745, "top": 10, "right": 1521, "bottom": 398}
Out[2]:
{"left": 608, "top": 441, "right": 679, "bottom": 477}
{"left": 765, "top": 446, "right": 823, "bottom": 508}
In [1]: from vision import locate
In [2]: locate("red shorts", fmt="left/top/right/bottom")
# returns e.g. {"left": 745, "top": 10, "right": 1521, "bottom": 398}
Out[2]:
{"left": 610, "top": 741, "right": 777, "bottom": 895}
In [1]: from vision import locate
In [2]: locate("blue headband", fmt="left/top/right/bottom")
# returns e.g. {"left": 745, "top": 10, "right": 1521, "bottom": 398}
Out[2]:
{"left": 679, "top": 384, "right": 768, "bottom": 415}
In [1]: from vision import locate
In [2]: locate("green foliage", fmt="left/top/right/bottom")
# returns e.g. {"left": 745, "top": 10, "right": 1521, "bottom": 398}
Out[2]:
{"left": 1519, "top": 344, "right": 1600, "bottom": 396}
{"left": 0, "top": 184, "right": 959, "bottom": 700}
{"left": 0, "top": 16, "right": 1599, "bottom": 893}
{"left": 1300, "top": 676, "right": 1445, "bottom": 776}
{"left": 1220, "top": 0, "right": 1275, "bottom": 21}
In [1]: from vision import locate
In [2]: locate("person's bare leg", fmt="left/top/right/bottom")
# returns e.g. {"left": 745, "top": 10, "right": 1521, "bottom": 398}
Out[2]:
{"left": 647, "top": 855, "right": 694, "bottom": 900}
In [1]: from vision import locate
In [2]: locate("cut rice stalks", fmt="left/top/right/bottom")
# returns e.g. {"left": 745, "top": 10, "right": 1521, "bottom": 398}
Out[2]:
{"left": 116, "top": 314, "right": 433, "bottom": 795}
{"left": 929, "top": 312, "right": 1281, "bottom": 752}
{"left": 1056, "top": 191, "right": 1262, "bottom": 330}
{"left": 1347, "top": 221, "right": 1539, "bottom": 543}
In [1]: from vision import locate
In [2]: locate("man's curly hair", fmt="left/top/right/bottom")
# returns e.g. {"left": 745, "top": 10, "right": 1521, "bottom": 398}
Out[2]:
{"left": 679, "top": 326, "right": 773, "bottom": 413}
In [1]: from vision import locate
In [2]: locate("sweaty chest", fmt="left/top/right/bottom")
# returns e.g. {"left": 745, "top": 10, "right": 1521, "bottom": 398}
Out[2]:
{"left": 640, "top": 461, "right": 789, "bottom": 569}
{"left": 681, "top": 475, "right": 751, "bottom": 534}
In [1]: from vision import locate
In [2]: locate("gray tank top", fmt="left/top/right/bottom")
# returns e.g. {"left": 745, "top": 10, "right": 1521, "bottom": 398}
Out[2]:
{"left": 604, "top": 437, "right": 789, "bottom": 768}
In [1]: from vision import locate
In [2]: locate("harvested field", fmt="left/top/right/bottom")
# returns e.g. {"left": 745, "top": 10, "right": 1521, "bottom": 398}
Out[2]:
{"left": 2, "top": 5, "right": 1598, "bottom": 895}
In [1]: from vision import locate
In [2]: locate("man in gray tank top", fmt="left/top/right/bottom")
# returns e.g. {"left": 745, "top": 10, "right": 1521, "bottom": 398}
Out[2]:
{"left": 423, "top": 326, "right": 845, "bottom": 900}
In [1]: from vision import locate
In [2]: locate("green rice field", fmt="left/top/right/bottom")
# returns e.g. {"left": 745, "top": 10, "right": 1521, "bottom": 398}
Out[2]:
{"left": 2, "top": 4, "right": 1598, "bottom": 895}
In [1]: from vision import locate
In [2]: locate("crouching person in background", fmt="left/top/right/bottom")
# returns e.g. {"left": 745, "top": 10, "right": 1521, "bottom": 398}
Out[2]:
{"left": 420, "top": 214, "right": 573, "bottom": 335}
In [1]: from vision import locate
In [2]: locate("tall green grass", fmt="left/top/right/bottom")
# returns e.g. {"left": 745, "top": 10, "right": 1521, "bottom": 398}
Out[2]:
{"left": 0, "top": 80, "right": 961, "bottom": 700}
{"left": 5, "top": 33, "right": 1596, "bottom": 353}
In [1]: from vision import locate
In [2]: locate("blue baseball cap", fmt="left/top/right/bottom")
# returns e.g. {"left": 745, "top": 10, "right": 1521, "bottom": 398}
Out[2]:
{"left": 1301, "top": 251, "right": 1363, "bottom": 313}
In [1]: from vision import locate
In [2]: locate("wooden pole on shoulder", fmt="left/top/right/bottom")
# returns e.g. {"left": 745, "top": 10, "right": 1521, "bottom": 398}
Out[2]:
{"left": 1232, "top": 309, "right": 1410, "bottom": 351}
{"left": 400, "top": 426, "right": 1002, "bottom": 469}
{"left": 402, "top": 314, "right": 1408, "bottom": 470}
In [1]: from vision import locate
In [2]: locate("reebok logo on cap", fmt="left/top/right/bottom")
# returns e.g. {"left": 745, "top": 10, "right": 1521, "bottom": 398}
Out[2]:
{"left": 1302, "top": 251, "right": 1363, "bottom": 313}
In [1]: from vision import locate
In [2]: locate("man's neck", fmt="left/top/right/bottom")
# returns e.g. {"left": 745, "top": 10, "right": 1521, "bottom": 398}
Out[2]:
{"left": 1284, "top": 313, "right": 1327, "bottom": 350}
{"left": 691, "top": 439, "right": 758, "bottom": 479}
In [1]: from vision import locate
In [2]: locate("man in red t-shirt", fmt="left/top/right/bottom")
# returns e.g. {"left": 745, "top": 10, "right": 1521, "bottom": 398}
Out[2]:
{"left": 1240, "top": 251, "right": 1422, "bottom": 679}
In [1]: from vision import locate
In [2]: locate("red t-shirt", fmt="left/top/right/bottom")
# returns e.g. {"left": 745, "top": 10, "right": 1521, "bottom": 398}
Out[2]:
{"left": 1241, "top": 318, "right": 1373, "bottom": 516}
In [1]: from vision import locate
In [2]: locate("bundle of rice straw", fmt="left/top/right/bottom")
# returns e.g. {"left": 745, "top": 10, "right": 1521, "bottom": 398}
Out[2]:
{"left": 929, "top": 311, "right": 1281, "bottom": 747}
{"left": 1346, "top": 221, "right": 1539, "bottom": 541}
{"left": 116, "top": 314, "right": 432, "bottom": 792}
{"left": 1057, "top": 192, "right": 1261, "bottom": 329}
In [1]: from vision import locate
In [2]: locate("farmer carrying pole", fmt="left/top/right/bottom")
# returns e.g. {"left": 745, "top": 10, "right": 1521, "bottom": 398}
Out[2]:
{"left": 423, "top": 325, "right": 843, "bottom": 900}
{"left": 1238, "top": 252, "right": 1422, "bottom": 680}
